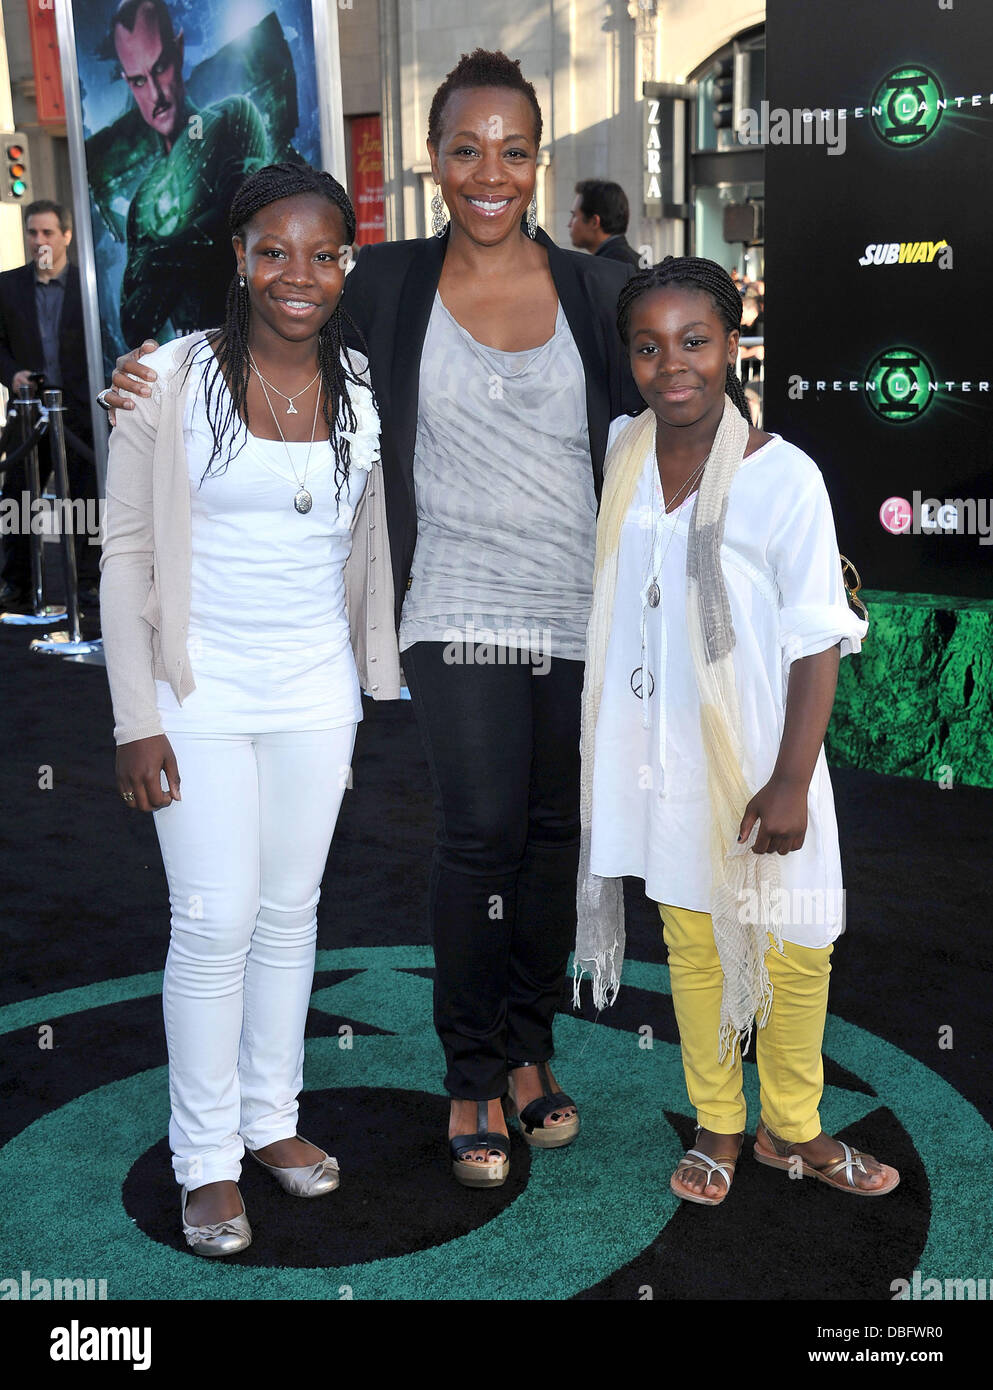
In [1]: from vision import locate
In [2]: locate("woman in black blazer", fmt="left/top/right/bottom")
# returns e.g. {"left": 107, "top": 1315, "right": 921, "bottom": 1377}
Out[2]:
{"left": 341, "top": 213, "right": 639, "bottom": 634}
{"left": 341, "top": 49, "right": 640, "bottom": 1186}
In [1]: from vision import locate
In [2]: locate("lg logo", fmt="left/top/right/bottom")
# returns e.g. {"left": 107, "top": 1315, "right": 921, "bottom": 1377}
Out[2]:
{"left": 879, "top": 497, "right": 912, "bottom": 535}
{"left": 880, "top": 494, "right": 992, "bottom": 544}
{"left": 879, "top": 497, "right": 961, "bottom": 535}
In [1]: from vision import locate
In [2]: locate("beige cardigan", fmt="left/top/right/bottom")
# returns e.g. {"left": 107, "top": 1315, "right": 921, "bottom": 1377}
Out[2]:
{"left": 100, "top": 332, "right": 401, "bottom": 746}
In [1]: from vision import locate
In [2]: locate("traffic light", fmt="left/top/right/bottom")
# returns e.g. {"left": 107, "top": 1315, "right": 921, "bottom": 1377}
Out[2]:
{"left": 710, "top": 57, "right": 735, "bottom": 132}
{"left": 1, "top": 134, "right": 31, "bottom": 205}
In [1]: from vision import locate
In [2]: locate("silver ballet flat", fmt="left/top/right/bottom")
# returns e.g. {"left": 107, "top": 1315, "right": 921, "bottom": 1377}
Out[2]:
{"left": 180, "top": 1186, "right": 252, "bottom": 1257}
{"left": 248, "top": 1136, "right": 341, "bottom": 1197}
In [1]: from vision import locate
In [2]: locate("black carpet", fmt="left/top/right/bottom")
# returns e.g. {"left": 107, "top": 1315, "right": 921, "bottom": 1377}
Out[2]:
{"left": 1, "top": 616, "right": 991, "bottom": 1311}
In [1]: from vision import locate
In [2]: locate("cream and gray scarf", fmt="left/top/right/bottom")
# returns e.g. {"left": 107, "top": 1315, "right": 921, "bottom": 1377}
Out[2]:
{"left": 574, "top": 395, "right": 783, "bottom": 1062}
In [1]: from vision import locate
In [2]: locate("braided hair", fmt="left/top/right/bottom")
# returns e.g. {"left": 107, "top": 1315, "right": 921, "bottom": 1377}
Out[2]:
{"left": 187, "top": 161, "right": 368, "bottom": 501}
{"left": 616, "top": 255, "right": 751, "bottom": 422}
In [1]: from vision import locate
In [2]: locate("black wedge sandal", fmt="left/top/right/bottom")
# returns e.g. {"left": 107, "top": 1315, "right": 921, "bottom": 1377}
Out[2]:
{"left": 449, "top": 1100, "right": 511, "bottom": 1187}
{"left": 505, "top": 1060, "right": 580, "bottom": 1149}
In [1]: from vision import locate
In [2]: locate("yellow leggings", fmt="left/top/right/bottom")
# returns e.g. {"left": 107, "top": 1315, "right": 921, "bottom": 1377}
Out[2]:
{"left": 658, "top": 903, "right": 833, "bottom": 1144}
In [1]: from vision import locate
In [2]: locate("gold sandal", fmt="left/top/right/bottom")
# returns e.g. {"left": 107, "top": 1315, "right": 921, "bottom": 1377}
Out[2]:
{"left": 670, "top": 1128, "right": 743, "bottom": 1206}
{"left": 753, "top": 1121, "right": 900, "bottom": 1196}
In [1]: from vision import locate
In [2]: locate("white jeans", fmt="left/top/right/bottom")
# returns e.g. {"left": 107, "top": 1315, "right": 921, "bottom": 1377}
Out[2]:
{"left": 152, "top": 726, "right": 357, "bottom": 1188}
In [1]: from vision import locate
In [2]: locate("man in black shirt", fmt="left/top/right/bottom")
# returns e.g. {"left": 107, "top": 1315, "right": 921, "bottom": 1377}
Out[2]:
{"left": 568, "top": 179, "right": 643, "bottom": 269}
{"left": 0, "top": 200, "right": 97, "bottom": 610}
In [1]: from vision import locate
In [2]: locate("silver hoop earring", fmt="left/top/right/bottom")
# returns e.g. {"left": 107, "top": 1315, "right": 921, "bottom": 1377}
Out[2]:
{"left": 526, "top": 193, "right": 538, "bottom": 239}
{"left": 431, "top": 187, "right": 449, "bottom": 237}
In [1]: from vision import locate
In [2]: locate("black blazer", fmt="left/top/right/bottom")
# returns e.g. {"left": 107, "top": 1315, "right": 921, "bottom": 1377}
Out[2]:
{"left": 594, "top": 235, "right": 643, "bottom": 270}
{"left": 0, "top": 262, "right": 90, "bottom": 416}
{"left": 341, "top": 226, "right": 641, "bottom": 628}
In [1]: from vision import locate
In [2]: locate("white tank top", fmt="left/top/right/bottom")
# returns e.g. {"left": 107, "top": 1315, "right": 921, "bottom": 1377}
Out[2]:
{"left": 155, "top": 352, "right": 367, "bottom": 733}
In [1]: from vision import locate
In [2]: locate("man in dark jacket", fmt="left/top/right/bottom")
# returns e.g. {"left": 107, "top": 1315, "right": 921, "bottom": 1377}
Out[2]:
{"left": 568, "top": 180, "right": 643, "bottom": 269}
{"left": 0, "top": 200, "right": 98, "bottom": 610}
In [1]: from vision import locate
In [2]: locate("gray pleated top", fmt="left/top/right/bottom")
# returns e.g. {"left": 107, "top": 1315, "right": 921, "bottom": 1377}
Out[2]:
{"left": 398, "top": 291, "right": 595, "bottom": 661}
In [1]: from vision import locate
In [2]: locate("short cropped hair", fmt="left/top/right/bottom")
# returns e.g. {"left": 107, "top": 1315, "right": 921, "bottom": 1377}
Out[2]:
{"left": 574, "top": 180, "right": 629, "bottom": 236}
{"left": 428, "top": 48, "right": 542, "bottom": 148}
{"left": 24, "top": 200, "right": 72, "bottom": 233}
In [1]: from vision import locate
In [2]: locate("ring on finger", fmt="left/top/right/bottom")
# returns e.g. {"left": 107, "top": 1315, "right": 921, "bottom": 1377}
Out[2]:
{"left": 122, "top": 790, "right": 136, "bottom": 804}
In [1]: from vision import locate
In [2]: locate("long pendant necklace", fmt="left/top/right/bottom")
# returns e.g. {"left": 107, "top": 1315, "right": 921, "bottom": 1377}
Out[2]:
{"left": 646, "top": 457, "right": 707, "bottom": 607}
{"left": 636, "top": 453, "right": 708, "bottom": 740}
{"left": 252, "top": 362, "right": 323, "bottom": 513}
{"left": 247, "top": 348, "right": 322, "bottom": 415}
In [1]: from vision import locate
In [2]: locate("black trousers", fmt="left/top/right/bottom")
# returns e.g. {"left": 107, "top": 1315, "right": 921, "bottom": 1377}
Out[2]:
{"left": 403, "top": 641, "right": 584, "bottom": 1100}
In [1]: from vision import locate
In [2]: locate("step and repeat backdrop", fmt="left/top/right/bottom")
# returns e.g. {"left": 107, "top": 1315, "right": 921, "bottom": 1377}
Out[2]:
{"left": 764, "top": 0, "right": 993, "bottom": 600}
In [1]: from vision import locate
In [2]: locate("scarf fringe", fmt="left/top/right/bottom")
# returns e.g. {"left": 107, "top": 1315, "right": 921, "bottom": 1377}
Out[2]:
{"left": 572, "top": 949, "right": 621, "bottom": 1012}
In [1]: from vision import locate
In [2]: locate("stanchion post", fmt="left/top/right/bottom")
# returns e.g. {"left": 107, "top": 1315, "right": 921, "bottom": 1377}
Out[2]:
{"left": 15, "top": 384, "right": 45, "bottom": 613}
{"left": 42, "top": 389, "right": 82, "bottom": 643}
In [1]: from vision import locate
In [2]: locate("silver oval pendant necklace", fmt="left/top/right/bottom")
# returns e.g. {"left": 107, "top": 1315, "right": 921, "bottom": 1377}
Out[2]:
{"left": 248, "top": 349, "right": 321, "bottom": 512}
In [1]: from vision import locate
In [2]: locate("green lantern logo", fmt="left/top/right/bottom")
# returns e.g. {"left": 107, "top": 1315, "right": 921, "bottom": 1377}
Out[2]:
{"left": 864, "top": 346, "right": 935, "bottom": 423}
{"left": 872, "top": 66, "right": 944, "bottom": 146}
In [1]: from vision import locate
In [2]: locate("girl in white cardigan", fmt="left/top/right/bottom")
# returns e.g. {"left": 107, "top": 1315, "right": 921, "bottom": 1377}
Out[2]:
{"left": 576, "top": 257, "right": 899, "bottom": 1205}
{"left": 101, "top": 164, "right": 389, "bottom": 1255}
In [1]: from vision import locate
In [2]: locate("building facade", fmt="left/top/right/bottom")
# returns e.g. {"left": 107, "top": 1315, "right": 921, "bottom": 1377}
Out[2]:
{"left": 374, "top": 0, "right": 766, "bottom": 271}
{"left": 0, "top": 1, "right": 767, "bottom": 269}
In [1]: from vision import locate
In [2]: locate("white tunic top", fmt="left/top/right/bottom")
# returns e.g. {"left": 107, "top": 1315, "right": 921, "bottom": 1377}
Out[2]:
{"left": 155, "top": 343, "right": 367, "bottom": 734}
{"left": 588, "top": 422, "right": 867, "bottom": 948}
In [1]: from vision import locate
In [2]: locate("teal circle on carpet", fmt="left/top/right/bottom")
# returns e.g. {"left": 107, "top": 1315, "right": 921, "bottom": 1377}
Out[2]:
{"left": 0, "top": 945, "right": 989, "bottom": 1298}
{"left": 122, "top": 1086, "right": 532, "bottom": 1263}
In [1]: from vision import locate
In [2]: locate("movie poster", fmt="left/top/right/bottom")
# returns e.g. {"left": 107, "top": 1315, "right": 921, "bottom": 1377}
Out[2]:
{"left": 350, "top": 115, "right": 385, "bottom": 246}
{"left": 68, "top": 0, "right": 324, "bottom": 377}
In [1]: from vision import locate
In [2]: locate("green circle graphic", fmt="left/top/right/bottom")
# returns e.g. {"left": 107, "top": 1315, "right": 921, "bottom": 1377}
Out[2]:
{"left": 872, "top": 65, "right": 944, "bottom": 146}
{"left": 864, "top": 345, "right": 935, "bottom": 423}
{"left": 0, "top": 947, "right": 989, "bottom": 1299}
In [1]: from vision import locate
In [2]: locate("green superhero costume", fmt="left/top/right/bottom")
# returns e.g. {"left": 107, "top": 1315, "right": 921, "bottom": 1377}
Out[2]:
{"left": 120, "top": 94, "right": 269, "bottom": 343}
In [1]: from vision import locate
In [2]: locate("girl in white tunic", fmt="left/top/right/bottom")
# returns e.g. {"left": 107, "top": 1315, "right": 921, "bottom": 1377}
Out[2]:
{"left": 101, "top": 165, "right": 386, "bottom": 1255}
{"left": 576, "top": 258, "right": 900, "bottom": 1205}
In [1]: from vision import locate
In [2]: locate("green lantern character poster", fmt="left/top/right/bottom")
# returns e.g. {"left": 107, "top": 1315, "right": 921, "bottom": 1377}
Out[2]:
{"left": 69, "top": 0, "right": 325, "bottom": 376}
